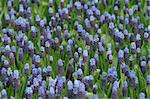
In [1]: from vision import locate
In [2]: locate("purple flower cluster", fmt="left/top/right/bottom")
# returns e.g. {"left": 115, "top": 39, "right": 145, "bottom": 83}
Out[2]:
{"left": 0, "top": 0, "right": 150, "bottom": 98}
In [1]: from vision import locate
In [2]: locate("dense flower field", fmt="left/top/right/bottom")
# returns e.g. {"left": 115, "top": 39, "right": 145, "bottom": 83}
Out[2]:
{"left": 0, "top": 0, "right": 150, "bottom": 99}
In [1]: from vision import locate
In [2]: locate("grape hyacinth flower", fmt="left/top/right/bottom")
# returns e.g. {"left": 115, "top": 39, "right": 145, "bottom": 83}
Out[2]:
{"left": 144, "top": 32, "right": 149, "bottom": 42}
{"left": 108, "top": 67, "right": 117, "bottom": 83}
{"left": 26, "top": 87, "right": 33, "bottom": 99}
{"left": 129, "top": 55, "right": 133, "bottom": 67}
{"left": 74, "top": 52, "right": 79, "bottom": 65}
{"left": 5, "top": 45, "right": 11, "bottom": 56}
{"left": 102, "top": 72, "right": 107, "bottom": 90}
{"left": 5, "top": 14, "right": 10, "bottom": 25}
{"left": 49, "top": 87, "right": 55, "bottom": 98}
{"left": 94, "top": 53, "right": 99, "bottom": 65}
{"left": 33, "top": 55, "right": 40, "bottom": 68}
{"left": 108, "top": 54, "right": 113, "bottom": 64}
{"left": 6, "top": 69, "right": 13, "bottom": 85}
{"left": 114, "top": 6, "right": 118, "bottom": 15}
{"left": 36, "top": 15, "right": 40, "bottom": 26}
{"left": 122, "top": 80, "right": 128, "bottom": 97}
{"left": 31, "top": 26, "right": 38, "bottom": 38}
{"left": 109, "top": 22, "right": 115, "bottom": 36}
{"left": 122, "top": 64, "right": 130, "bottom": 78}
{"left": 9, "top": 52, "right": 15, "bottom": 65}
{"left": 77, "top": 68, "right": 83, "bottom": 80}
{"left": 83, "top": 49, "right": 88, "bottom": 64}
{"left": 66, "top": 44, "right": 72, "bottom": 59}
{"left": 13, "top": 70, "right": 20, "bottom": 89}
{"left": 140, "top": 61, "right": 147, "bottom": 74}
{"left": 98, "top": 42, "right": 104, "bottom": 54}
{"left": 57, "top": 59, "right": 64, "bottom": 76}
{"left": 131, "top": 42, "right": 136, "bottom": 54}
{"left": 139, "top": 92, "right": 145, "bottom": 99}
{"left": 115, "top": 42, "right": 120, "bottom": 52}
{"left": 146, "top": 75, "right": 150, "bottom": 86}
{"left": 90, "top": 58, "right": 96, "bottom": 72}
{"left": 40, "top": 46, "right": 45, "bottom": 58}
{"left": 10, "top": 96, "right": 14, "bottom": 99}
{"left": 136, "top": 48, "right": 141, "bottom": 60}
{"left": 49, "top": 56, "right": 53, "bottom": 64}
{"left": 38, "top": 86, "right": 46, "bottom": 98}
{"left": 129, "top": 71, "right": 138, "bottom": 88}
{"left": 1, "top": 89, "right": 7, "bottom": 99}
{"left": 124, "top": 47, "right": 129, "bottom": 62}
{"left": 3, "top": 59, "right": 10, "bottom": 68}
{"left": 32, "top": 68, "right": 38, "bottom": 77}
{"left": 0, "top": 0, "right": 149, "bottom": 98}
{"left": 136, "top": 34, "right": 141, "bottom": 48}
{"left": 78, "top": 83, "right": 85, "bottom": 97}
{"left": 118, "top": 50, "right": 124, "bottom": 65}
{"left": 111, "top": 83, "right": 118, "bottom": 99}
{"left": 46, "top": 65, "right": 52, "bottom": 77}
{"left": 18, "top": 48, "right": 24, "bottom": 61}
{"left": 24, "top": 63, "right": 30, "bottom": 75}
{"left": 67, "top": 80, "right": 73, "bottom": 98}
